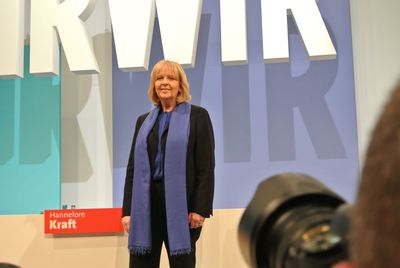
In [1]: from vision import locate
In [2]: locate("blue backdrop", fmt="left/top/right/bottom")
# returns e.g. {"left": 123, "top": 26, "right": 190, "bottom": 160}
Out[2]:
{"left": 112, "top": 0, "right": 358, "bottom": 209}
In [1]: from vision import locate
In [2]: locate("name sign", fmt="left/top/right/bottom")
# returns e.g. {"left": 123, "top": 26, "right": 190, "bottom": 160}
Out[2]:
{"left": 44, "top": 208, "right": 124, "bottom": 234}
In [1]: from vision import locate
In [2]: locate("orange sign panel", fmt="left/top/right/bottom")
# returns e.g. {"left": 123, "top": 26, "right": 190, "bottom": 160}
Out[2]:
{"left": 44, "top": 208, "right": 124, "bottom": 234}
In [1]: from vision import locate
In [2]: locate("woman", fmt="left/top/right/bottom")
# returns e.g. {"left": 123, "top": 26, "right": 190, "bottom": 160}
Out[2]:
{"left": 121, "top": 60, "right": 215, "bottom": 268}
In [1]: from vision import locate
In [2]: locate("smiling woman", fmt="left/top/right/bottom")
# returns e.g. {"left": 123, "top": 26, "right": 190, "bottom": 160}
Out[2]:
{"left": 147, "top": 60, "right": 192, "bottom": 112}
{"left": 121, "top": 60, "right": 215, "bottom": 268}
{"left": 153, "top": 65, "right": 181, "bottom": 112}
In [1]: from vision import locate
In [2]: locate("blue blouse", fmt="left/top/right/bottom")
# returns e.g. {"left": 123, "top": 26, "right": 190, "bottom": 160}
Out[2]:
{"left": 153, "top": 111, "right": 171, "bottom": 181}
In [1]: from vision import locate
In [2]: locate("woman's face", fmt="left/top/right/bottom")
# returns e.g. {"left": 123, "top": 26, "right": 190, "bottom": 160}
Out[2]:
{"left": 154, "top": 66, "right": 180, "bottom": 103}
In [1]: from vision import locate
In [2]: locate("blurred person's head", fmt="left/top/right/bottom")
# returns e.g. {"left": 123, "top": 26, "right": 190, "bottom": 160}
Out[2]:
{"left": 349, "top": 82, "right": 400, "bottom": 267}
{"left": 0, "top": 263, "right": 20, "bottom": 268}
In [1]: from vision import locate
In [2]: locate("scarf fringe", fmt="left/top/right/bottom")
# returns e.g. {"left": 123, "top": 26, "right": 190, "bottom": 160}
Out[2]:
{"left": 169, "top": 248, "right": 192, "bottom": 256}
{"left": 129, "top": 246, "right": 192, "bottom": 256}
{"left": 129, "top": 246, "right": 152, "bottom": 255}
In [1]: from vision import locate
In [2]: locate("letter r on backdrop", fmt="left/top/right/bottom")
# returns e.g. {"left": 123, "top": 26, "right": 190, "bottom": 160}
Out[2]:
{"left": 261, "top": 0, "right": 336, "bottom": 63}
{"left": 29, "top": 0, "right": 99, "bottom": 75}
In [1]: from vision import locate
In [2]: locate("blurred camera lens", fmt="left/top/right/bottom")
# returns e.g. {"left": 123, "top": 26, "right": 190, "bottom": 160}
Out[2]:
{"left": 238, "top": 173, "right": 348, "bottom": 268}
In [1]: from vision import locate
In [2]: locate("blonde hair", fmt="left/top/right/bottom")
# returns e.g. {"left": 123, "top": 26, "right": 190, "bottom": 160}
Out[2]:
{"left": 148, "top": 60, "right": 191, "bottom": 105}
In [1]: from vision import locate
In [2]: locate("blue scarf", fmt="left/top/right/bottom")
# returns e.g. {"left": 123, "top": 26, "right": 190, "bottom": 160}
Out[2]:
{"left": 128, "top": 102, "right": 192, "bottom": 256}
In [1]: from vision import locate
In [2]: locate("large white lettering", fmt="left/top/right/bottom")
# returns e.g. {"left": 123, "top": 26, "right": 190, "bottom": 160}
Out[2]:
{"left": 220, "top": 0, "right": 248, "bottom": 65}
{"left": 109, "top": 0, "right": 202, "bottom": 70}
{"left": 0, "top": 0, "right": 25, "bottom": 78}
{"left": 261, "top": 0, "right": 336, "bottom": 63}
{"left": 157, "top": 0, "right": 202, "bottom": 67}
{"left": 0, "top": 0, "right": 336, "bottom": 77}
{"left": 30, "top": 0, "right": 99, "bottom": 75}
{"left": 108, "top": 0, "right": 155, "bottom": 71}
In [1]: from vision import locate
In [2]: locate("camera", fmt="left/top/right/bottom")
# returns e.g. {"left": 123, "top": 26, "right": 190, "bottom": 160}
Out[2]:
{"left": 238, "top": 173, "right": 352, "bottom": 268}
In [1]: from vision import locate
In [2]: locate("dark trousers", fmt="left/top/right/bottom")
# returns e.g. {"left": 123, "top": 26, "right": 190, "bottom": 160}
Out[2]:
{"left": 129, "top": 180, "right": 201, "bottom": 268}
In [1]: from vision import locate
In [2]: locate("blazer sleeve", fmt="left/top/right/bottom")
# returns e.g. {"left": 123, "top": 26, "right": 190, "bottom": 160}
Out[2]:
{"left": 122, "top": 114, "right": 147, "bottom": 217}
{"left": 190, "top": 107, "right": 215, "bottom": 217}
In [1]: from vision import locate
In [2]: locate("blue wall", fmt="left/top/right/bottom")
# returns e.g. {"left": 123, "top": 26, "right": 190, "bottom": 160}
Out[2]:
{"left": 112, "top": 0, "right": 359, "bottom": 208}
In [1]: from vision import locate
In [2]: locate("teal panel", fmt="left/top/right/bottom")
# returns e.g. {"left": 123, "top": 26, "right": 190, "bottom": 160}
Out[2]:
{"left": 0, "top": 46, "right": 61, "bottom": 214}
{"left": 0, "top": 80, "right": 15, "bottom": 164}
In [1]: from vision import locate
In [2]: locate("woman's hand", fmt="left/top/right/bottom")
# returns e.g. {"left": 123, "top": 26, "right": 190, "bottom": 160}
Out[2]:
{"left": 188, "top": 212, "right": 205, "bottom": 229}
{"left": 121, "top": 216, "right": 131, "bottom": 232}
